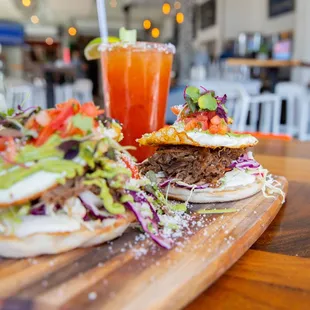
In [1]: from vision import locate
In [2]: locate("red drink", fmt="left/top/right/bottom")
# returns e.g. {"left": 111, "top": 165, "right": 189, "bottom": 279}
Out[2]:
{"left": 101, "top": 42, "right": 175, "bottom": 162}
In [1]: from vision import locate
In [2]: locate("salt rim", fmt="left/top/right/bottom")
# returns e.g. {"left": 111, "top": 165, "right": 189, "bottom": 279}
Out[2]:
{"left": 98, "top": 41, "right": 176, "bottom": 54}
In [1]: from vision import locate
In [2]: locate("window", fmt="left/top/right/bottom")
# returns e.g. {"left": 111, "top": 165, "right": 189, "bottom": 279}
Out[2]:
{"left": 200, "top": 0, "right": 216, "bottom": 29}
{"left": 269, "top": 0, "right": 295, "bottom": 18}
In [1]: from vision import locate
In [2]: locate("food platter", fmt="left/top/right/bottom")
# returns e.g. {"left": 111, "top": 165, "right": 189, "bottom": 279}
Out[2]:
{"left": 0, "top": 176, "right": 287, "bottom": 310}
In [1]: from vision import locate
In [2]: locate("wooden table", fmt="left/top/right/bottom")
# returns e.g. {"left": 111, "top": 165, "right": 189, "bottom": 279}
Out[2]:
{"left": 226, "top": 58, "right": 303, "bottom": 68}
{"left": 186, "top": 138, "right": 310, "bottom": 310}
{"left": 226, "top": 58, "right": 310, "bottom": 93}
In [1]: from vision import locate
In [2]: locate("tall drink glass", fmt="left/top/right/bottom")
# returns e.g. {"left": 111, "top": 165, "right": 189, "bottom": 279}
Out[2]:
{"left": 100, "top": 42, "right": 175, "bottom": 162}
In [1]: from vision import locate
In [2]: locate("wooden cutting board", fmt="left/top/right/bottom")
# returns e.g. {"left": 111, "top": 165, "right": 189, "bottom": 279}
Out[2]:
{"left": 0, "top": 176, "right": 288, "bottom": 310}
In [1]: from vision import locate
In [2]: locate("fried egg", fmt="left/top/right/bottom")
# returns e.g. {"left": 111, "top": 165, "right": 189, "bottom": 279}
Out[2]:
{"left": 137, "top": 125, "right": 258, "bottom": 148}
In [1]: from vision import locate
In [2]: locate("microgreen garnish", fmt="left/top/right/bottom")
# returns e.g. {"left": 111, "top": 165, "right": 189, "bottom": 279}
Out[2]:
{"left": 185, "top": 97, "right": 198, "bottom": 113}
{"left": 7, "top": 108, "right": 15, "bottom": 116}
{"left": 178, "top": 85, "right": 231, "bottom": 134}
{"left": 185, "top": 86, "right": 200, "bottom": 102}
{"left": 0, "top": 108, "right": 15, "bottom": 118}
{"left": 183, "top": 86, "right": 226, "bottom": 113}
{"left": 198, "top": 93, "right": 217, "bottom": 111}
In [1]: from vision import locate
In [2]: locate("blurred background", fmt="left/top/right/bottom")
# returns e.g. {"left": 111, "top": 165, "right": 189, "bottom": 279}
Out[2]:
{"left": 1, "top": 0, "right": 310, "bottom": 140}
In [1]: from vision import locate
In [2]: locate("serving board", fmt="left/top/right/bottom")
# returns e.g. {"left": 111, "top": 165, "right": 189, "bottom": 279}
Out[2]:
{"left": 0, "top": 176, "right": 288, "bottom": 310}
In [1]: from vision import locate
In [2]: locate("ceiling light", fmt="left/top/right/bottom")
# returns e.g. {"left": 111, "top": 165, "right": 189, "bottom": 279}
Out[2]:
{"left": 22, "top": 0, "right": 31, "bottom": 7}
{"left": 68, "top": 27, "right": 77, "bottom": 36}
{"left": 162, "top": 3, "right": 171, "bottom": 15}
{"left": 176, "top": 12, "right": 184, "bottom": 24}
{"left": 143, "top": 19, "right": 151, "bottom": 30}
{"left": 46, "top": 37, "right": 54, "bottom": 45}
{"left": 30, "top": 15, "right": 39, "bottom": 24}
{"left": 151, "top": 28, "right": 160, "bottom": 38}
{"left": 174, "top": 1, "right": 181, "bottom": 10}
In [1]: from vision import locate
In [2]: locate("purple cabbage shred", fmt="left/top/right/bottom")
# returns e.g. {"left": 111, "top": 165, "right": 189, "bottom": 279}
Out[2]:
{"left": 125, "top": 201, "right": 172, "bottom": 249}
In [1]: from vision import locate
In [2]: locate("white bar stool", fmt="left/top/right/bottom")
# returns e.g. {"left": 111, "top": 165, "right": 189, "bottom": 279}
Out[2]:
{"left": 275, "top": 82, "right": 308, "bottom": 138}
{"left": 6, "top": 85, "right": 33, "bottom": 110}
{"left": 0, "top": 93, "right": 7, "bottom": 112}
{"left": 247, "top": 93, "right": 282, "bottom": 133}
{"left": 73, "top": 79, "right": 93, "bottom": 104}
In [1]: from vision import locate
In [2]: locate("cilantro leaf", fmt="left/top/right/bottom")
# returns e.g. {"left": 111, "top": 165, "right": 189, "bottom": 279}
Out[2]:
{"left": 71, "top": 114, "right": 93, "bottom": 132}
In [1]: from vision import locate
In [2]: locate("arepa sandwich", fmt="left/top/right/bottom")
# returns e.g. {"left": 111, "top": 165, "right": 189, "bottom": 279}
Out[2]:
{"left": 0, "top": 100, "right": 178, "bottom": 258}
{"left": 138, "top": 86, "right": 284, "bottom": 203}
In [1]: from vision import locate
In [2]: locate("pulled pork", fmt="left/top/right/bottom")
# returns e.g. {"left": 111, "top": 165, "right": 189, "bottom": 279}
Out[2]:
{"left": 41, "top": 176, "right": 125, "bottom": 206}
{"left": 139, "top": 145, "right": 245, "bottom": 185}
{"left": 41, "top": 177, "right": 91, "bottom": 205}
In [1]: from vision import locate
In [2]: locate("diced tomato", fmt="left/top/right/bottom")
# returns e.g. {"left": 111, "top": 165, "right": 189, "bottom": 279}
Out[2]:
{"left": 207, "top": 111, "right": 216, "bottom": 119}
{"left": 196, "top": 114, "right": 208, "bottom": 122}
{"left": 201, "top": 120, "right": 209, "bottom": 131}
{"left": 35, "top": 126, "right": 55, "bottom": 146}
{"left": 0, "top": 138, "right": 6, "bottom": 152}
{"left": 56, "top": 99, "right": 80, "bottom": 112}
{"left": 121, "top": 155, "right": 140, "bottom": 179}
{"left": 218, "top": 123, "right": 228, "bottom": 135}
{"left": 80, "top": 102, "right": 104, "bottom": 117}
{"left": 185, "top": 119, "right": 199, "bottom": 131}
{"left": 25, "top": 114, "right": 41, "bottom": 130}
{"left": 183, "top": 117, "right": 192, "bottom": 124}
{"left": 209, "top": 125, "right": 219, "bottom": 134}
{"left": 47, "top": 109, "right": 61, "bottom": 118}
{"left": 50, "top": 105, "right": 74, "bottom": 130}
{"left": 210, "top": 115, "right": 221, "bottom": 125}
{"left": 171, "top": 105, "right": 181, "bottom": 116}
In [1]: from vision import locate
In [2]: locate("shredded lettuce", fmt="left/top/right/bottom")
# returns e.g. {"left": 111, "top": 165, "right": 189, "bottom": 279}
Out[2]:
{"left": 0, "top": 204, "right": 30, "bottom": 226}
{"left": 79, "top": 141, "right": 96, "bottom": 168}
{"left": 230, "top": 152, "right": 285, "bottom": 203}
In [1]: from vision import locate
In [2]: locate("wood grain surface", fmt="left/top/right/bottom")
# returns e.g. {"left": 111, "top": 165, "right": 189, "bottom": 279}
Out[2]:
{"left": 186, "top": 138, "right": 310, "bottom": 310}
{"left": 0, "top": 175, "right": 286, "bottom": 310}
{"left": 1, "top": 138, "right": 308, "bottom": 310}
{"left": 226, "top": 58, "right": 302, "bottom": 67}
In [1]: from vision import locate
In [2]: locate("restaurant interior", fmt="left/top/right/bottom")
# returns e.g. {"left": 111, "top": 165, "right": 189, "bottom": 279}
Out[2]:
{"left": 1, "top": 0, "right": 310, "bottom": 140}
{"left": 0, "top": 0, "right": 309, "bottom": 309}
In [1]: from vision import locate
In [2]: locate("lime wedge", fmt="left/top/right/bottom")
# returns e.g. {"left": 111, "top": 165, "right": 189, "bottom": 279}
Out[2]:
{"left": 84, "top": 36, "right": 120, "bottom": 60}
